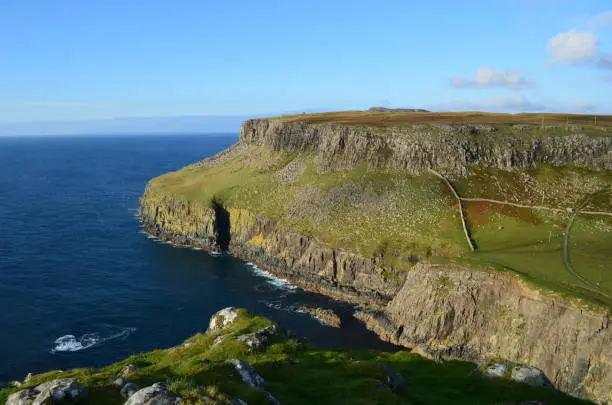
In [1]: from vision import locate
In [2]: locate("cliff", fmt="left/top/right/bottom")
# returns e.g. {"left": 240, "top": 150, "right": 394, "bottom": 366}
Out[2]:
{"left": 239, "top": 118, "right": 612, "bottom": 176}
{"left": 356, "top": 264, "right": 612, "bottom": 403}
{"left": 139, "top": 113, "right": 612, "bottom": 403}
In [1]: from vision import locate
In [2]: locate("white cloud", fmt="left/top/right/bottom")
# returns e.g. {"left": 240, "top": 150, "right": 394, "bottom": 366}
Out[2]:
{"left": 432, "top": 95, "right": 595, "bottom": 113}
{"left": 546, "top": 29, "right": 599, "bottom": 65}
{"left": 450, "top": 67, "right": 534, "bottom": 90}
{"left": 587, "top": 10, "right": 612, "bottom": 30}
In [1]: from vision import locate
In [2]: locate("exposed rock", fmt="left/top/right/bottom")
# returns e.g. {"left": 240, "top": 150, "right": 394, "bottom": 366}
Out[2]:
{"left": 34, "top": 379, "right": 85, "bottom": 402}
{"left": 411, "top": 343, "right": 443, "bottom": 363}
{"left": 125, "top": 384, "right": 181, "bottom": 405}
{"left": 482, "top": 363, "right": 511, "bottom": 379}
{"left": 10, "top": 380, "right": 23, "bottom": 388}
{"left": 231, "top": 399, "right": 248, "bottom": 405}
{"left": 237, "top": 325, "right": 279, "bottom": 350}
{"left": 121, "top": 383, "right": 141, "bottom": 399}
{"left": 511, "top": 364, "right": 552, "bottom": 388}
{"left": 120, "top": 364, "right": 140, "bottom": 377}
{"left": 113, "top": 377, "right": 128, "bottom": 389}
{"left": 6, "top": 389, "right": 38, "bottom": 405}
{"left": 299, "top": 306, "right": 342, "bottom": 328}
{"left": 7, "top": 379, "right": 85, "bottom": 405}
{"left": 208, "top": 308, "right": 238, "bottom": 332}
{"left": 182, "top": 342, "right": 194, "bottom": 348}
{"left": 213, "top": 334, "right": 229, "bottom": 346}
{"left": 227, "top": 359, "right": 265, "bottom": 388}
{"left": 383, "top": 364, "right": 405, "bottom": 392}
{"left": 356, "top": 263, "right": 612, "bottom": 403}
{"left": 240, "top": 119, "right": 612, "bottom": 175}
{"left": 24, "top": 373, "right": 33, "bottom": 384}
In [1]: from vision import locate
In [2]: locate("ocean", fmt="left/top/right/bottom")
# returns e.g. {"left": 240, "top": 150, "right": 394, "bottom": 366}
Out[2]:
{"left": 0, "top": 134, "right": 395, "bottom": 382}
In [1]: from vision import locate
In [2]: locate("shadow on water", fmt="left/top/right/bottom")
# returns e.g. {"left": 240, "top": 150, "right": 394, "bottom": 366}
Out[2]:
{"left": 212, "top": 198, "right": 231, "bottom": 251}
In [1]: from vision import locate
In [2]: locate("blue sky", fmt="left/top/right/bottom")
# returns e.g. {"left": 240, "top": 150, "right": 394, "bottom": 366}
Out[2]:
{"left": 1, "top": 0, "right": 611, "bottom": 125}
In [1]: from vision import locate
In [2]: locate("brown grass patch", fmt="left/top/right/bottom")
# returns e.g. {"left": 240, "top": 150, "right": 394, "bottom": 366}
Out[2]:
{"left": 464, "top": 201, "right": 541, "bottom": 226}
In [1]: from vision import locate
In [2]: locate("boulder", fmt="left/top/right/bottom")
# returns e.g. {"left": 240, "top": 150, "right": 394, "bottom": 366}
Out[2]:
{"left": 7, "top": 379, "right": 85, "bottom": 405}
{"left": 34, "top": 379, "right": 85, "bottom": 402}
{"left": 121, "top": 383, "right": 141, "bottom": 399}
{"left": 383, "top": 364, "right": 405, "bottom": 392}
{"left": 124, "top": 384, "right": 181, "bottom": 405}
{"left": 237, "top": 325, "right": 279, "bottom": 350}
{"left": 227, "top": 359, "right": 265, "bottom": 388}
{"left": 113, "top": 378, "right": 128, "bottom": 389}
{"left": 299, "top": 306, "right": 342, "bottom": 328}
{"left": 6, "top": 389, "right": 38, "bottom": 405}
{"left": 24, "top": 373, "right": 33, "bottom": 384}
{"left": 482, "top": 363, "right": 511, "bottom": 379}
{"left": 511, "top": 365, "right": 552, "bottom": 388}
{"left": 120, "top": 364, "right": 140, "bottom": 377}
{"left": 208, "top": 308, "right": 238, "bottom": 332}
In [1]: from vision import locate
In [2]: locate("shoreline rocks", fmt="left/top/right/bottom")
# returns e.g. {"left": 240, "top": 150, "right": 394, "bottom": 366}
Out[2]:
{"left": 299, "top": 306, "right": 342, "bottom": 328}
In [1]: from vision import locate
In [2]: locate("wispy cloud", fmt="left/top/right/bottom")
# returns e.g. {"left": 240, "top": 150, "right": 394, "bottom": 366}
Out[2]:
{"left": 0, "top": 100, "right": 106, "bottom": 108}
{"left": 597, "top": 55, "right": 612, "bottom": 70}
{"left": 432, "top": 95, "right": 595, "bottom": 113}
{"left": 450, "top": 67, "right": 534, "bottom": 90}
{"left": 586, "top": 10, "right": 612, "bottom": 30}
{"left": 546, "top": 29, "right": 599, "bottom": 66}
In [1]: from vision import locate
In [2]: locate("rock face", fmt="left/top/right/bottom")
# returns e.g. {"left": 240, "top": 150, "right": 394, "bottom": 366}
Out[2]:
{"left": 239, "top": 119, "right": 612, "bottom": 175}
{"left": 237, "top": 325, "right": 279, "bottom": 350}
{"left": 139, "top": 198, "right": 404, "bottom": 307}
{"left": 356, "top": 263, "right": 612, "bottom": 404}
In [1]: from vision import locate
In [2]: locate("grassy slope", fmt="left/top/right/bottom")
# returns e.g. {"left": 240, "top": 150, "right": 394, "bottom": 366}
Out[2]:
{"left": 150, "top": 131, "right": 612, "bottom": 307}
{"left": 0, "top": 310, "right": 593, "bottom": 405}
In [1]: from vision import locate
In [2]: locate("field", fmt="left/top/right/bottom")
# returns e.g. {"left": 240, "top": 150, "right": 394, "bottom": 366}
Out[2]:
{"left": 0, "top": 310, "right": 592, "bottom": 405}
{"left": 150, "top": 138, "right": 612, "bottom": 307}
{"left": 275, "top": 110, "right": 612, "bottom": 131}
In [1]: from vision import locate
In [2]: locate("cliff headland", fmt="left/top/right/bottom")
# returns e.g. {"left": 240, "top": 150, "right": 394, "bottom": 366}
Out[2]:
{"left": 137, "top": 111, "right": 612, "bottom": 403}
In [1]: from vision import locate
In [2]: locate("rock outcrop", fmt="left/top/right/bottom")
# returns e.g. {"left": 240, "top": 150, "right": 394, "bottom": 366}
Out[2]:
{"left": 355, "top": 263, "right": 612, "bottom": 404}
{"left": 239, "top": 119, "right": 612, "bottom": 175}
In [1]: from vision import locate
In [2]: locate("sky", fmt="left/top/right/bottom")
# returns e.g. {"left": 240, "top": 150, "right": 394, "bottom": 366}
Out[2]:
{"left": 1, "top": 0, "right": 611, "bottom": 130}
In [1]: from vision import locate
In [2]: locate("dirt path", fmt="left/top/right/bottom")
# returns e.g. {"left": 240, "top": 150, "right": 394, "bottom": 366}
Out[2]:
{"left": 459, "top": 197, "right": 612, "bottom": 217}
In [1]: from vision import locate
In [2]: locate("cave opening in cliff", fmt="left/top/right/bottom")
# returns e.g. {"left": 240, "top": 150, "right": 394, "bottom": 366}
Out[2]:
{"left": 211, "top": 197, "right": 231, "bottom": 251}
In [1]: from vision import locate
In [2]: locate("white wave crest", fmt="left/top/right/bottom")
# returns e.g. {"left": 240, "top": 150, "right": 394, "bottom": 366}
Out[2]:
{"left": 50, "top": 327, "right": 136, "bottom": 354}
{"left": 245, "top": 262, "right": 298, "bottom": 292}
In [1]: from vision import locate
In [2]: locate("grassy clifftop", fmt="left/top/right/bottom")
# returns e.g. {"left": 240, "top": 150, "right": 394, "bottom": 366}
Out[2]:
{"left": 147, "top": 112, "right": 612, "bottom": 307}
{"left": 0, "top": 309, "right": 593, "bottom": 405}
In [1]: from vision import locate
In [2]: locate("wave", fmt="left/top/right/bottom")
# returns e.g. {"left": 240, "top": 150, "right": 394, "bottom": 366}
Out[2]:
{"left": 50, "top": 326, "right": 136, "bottom": 354}
{"left": 245, "top": 262, "right": 298, "bottom": 292}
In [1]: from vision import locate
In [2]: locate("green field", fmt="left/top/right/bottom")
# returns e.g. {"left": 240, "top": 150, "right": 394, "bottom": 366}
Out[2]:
{"left": 0, "top": 310, "right": 592, "bottom": 405}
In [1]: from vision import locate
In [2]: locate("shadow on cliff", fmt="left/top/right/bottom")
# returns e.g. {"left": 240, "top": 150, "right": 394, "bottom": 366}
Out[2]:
{"left": 211, "top": 197, "right": 231, "bottom": 251}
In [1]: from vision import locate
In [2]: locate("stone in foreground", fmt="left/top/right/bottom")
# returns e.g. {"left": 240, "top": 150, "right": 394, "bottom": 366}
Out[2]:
{"left": 208, "top": 308, "right": 238, "bottom": 332}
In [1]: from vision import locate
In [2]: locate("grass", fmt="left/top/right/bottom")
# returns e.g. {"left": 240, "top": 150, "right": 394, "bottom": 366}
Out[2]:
{"left": 146, "top": 140, "right": 612, "bottom": 308}
{"left": 274, "top": 110, "right": 612, "bottom": 132}
{"left": 0, "top": 309, "right": 594, "bottom": 405}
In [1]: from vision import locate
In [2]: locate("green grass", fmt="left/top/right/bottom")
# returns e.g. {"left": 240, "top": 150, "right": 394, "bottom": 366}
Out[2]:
{"left": 0, "top": 310, "right": 594, "bottom": 405}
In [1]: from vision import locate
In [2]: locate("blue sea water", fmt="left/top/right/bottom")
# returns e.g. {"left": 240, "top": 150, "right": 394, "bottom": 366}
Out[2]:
{"left": 0, "top": 134, "right": 396, "bottom": 382}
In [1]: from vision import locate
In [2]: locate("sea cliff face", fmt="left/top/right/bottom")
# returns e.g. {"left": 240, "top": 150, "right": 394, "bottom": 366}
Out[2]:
{"left": 356, "top": 264, "right": 612, "bottom": 404}
{"left": 239, "top": 119, "right": 612, "bottom": 175}
{"left": 139, "top": 118, "right": 612, "bottom": 403}
{"left": 139, "top": 191, "right": 404, "bottom": 306}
